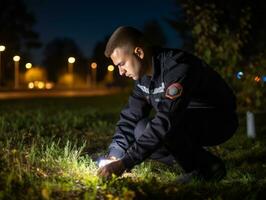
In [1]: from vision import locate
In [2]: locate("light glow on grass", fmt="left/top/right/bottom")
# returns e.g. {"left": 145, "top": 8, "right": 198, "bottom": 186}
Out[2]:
{"left": 0, "top": 97, "right": 266, "bottom": 199}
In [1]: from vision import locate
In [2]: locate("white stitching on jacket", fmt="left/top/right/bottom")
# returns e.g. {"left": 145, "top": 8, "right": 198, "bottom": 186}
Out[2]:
{"left": 137, "top": 82, "right": 165, "bottom": 94}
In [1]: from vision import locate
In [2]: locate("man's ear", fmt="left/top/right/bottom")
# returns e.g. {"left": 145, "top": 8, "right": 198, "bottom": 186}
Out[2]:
{"left": 134, "top": 47, "right": 144, "bottom": 59}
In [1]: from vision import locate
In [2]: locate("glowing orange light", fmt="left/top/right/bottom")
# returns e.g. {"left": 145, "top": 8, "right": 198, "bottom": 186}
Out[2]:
{"left": 45, "top": 82, "right": 54, "bottom": 89}
{"left": 254, "top": 76, "right": 261, "bottom": 82}
{"left": 37, "top": 81, "right": 45, "bottom": 89}
{"left": 91, "top": 62, "right": 97, "bottom": 69}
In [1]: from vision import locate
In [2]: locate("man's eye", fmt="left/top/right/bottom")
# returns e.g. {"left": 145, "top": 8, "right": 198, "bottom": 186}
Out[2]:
{"left": 118, "top": 63, "right": 124, "bottom": 67}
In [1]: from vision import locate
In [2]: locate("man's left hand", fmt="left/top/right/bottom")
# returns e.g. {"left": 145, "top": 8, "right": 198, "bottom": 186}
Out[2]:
{"left": 97, "top": 159, "right": 126, "bottom": 178}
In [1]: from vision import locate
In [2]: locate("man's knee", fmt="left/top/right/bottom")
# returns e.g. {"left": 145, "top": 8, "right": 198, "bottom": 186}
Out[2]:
{"left": 201, "top": 111, "right": 239, "bottom": 146}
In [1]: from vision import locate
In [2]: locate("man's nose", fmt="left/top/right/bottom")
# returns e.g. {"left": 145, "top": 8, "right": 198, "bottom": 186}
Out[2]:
{"left": 118, "top": 67, "right": 126, "bottom": 76}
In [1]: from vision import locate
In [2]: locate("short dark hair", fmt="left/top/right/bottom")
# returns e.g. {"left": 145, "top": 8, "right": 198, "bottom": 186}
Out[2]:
{"left": 104, "top": 26, "right": 146, "bottom": 57}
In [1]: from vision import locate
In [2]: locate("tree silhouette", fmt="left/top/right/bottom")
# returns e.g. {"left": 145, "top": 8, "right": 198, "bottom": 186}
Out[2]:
{"left": 0, "top": 0, "right": 41, "bottom": 84}
{"left": 89, "top": 36, "right": 112, "bottom": 82}
{"left": 42, "top": 38, "right": 87, "bottom": 82}
{"left": 168, "top": 0, "right": 266, "bottom": 110}
{"left": 165, "top": 1, "right": 193, "bottom": 51}
{"left": 167, "top": 0, "right": 266, "bottom": 60}
{"left": 142, "top": 20, "right": 167, "bottom": 47}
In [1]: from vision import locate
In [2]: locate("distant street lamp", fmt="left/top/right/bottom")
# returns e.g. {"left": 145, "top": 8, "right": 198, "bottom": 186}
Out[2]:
{"left": 13, "top": 55, "right": 20, "bottom": 89}
{"left": 25, "top": 63, "right": 32, "bottom": 88}
{"left": 107, "top": 65, "right": 114, "bottom": 72}
{"left": 0, "top": 45, "right": 6, "bottom": 84}
{"left": 68, "top": 57, "right": 75, "bottom": 73}
{"left": 91, "top": 62, "right": 97, "bottom": 87}
{"left": 25, "top": 63, "right": 32, "bottom": 69}
{"left": 68, "top": 57, "right": 75, "bottom": 88}
{"left": 107, "top": 64, "right": 114, "bottom": 83}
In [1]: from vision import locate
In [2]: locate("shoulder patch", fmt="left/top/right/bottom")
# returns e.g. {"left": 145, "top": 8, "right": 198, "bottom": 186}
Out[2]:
{"left": 165, "top": 83, "right": 183, "bottom": 100}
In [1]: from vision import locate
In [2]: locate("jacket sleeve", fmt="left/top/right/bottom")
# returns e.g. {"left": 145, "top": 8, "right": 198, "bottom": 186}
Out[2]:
{"left": 108, "top": 82, "right": 152, "bottom": 159}
{"left": 121, "top": 63, "right": 202, "bottom": 169}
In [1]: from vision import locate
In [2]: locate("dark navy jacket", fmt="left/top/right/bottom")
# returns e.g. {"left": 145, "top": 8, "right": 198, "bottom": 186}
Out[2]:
{"left": 108, "top": 48, "right": 237, "bottom": 169}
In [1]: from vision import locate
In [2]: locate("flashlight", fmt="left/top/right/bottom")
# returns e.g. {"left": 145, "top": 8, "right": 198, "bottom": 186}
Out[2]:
{"left": 97, "top": 157, "right": 114, "bottom": 168}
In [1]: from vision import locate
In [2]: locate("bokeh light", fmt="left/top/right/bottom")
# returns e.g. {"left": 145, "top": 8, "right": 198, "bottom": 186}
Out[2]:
{"left": 236, "top": 71, "right": 244, "bottom": 79}
{"left": 254, "top": 76, "right": 261, "bottom": 82}
{"left": 13, "top": 55, "right": 20, "bottom": 62}
{"left": 68, "top": 57, "right": 75, "bottom": 64}
{"left": 107, "top": 65, "right": 114, "bottom": 72}
{"left": 91, "top": 62, "right": 97, "bottom": 69}
{"left": 25, "top": 63, "right": 32, "bottom": 69}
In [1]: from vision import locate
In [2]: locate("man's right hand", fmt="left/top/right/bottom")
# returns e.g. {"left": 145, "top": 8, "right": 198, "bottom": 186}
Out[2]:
{"left": 107, "top": 156, "right": 117, "bottom": 161}
{"left": 97, "top": 159, "right": 126, "bottom": 178}
{"left": 97, "top": 156, "right": 117, "bottom": 168}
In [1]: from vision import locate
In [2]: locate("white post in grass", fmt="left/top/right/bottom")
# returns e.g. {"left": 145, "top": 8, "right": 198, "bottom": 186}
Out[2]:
{"left": 247, "top": 111, "right": 256, "bottom": 138}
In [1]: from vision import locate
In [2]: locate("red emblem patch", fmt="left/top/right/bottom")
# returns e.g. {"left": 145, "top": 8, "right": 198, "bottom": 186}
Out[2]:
{"left": 165, "top": 83, "right": 183, "bottom": 100}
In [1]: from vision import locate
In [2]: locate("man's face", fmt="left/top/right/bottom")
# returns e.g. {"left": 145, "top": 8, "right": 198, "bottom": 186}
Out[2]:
{"left": 110, "top": 47, "right": 145, "bottom": 80}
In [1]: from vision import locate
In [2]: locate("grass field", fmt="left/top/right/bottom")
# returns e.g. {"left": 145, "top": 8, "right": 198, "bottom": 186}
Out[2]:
{"left": 0, "top": 94, "right": 266, "bottom": 200}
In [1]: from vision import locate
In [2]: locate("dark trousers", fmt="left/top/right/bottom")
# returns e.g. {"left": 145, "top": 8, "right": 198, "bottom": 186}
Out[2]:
{"left": 134, "top": 108, "right": 238, "bottom": 172}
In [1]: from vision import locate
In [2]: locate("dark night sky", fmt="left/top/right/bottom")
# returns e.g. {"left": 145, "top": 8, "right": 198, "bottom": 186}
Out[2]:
{"left": 25, "top": 0, "right": 182, "bottom": 65}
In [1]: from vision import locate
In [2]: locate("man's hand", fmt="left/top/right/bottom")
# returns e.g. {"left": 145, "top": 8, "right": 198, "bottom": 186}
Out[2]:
{"left": 108, "top": 156, "right": 117, "bottom": 161}
{"left": 97, "top": 156, "right": 117, "bottom": 168}
{"left": 97, "top": 159, "right": 126, "bottom": 178}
